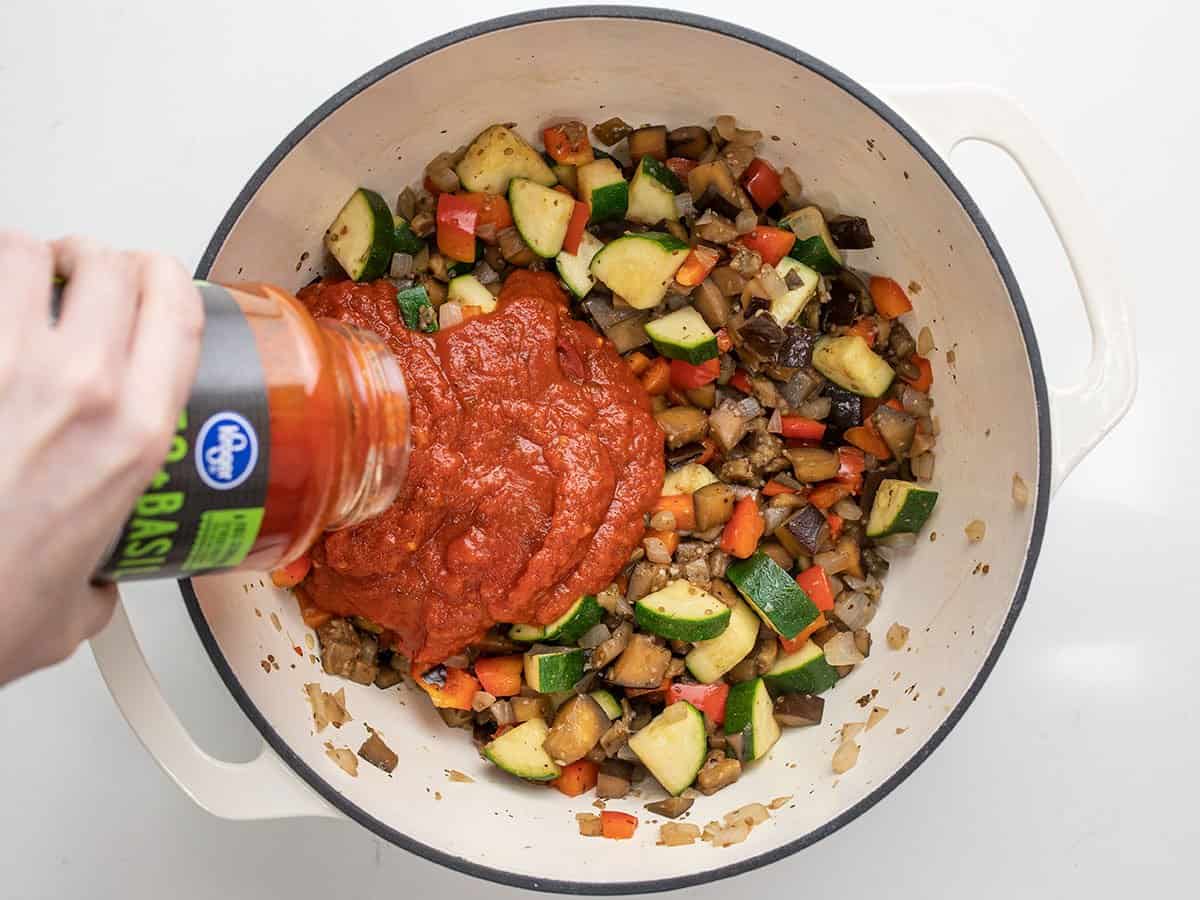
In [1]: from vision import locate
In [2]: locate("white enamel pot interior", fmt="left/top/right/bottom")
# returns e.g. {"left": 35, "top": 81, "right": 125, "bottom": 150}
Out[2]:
{"left": 92, "top": 6, "right": 1138, "bottom": 895}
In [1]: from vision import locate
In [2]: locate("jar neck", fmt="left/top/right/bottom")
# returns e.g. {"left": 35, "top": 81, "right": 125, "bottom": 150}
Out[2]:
{"left": 317, "top": 320, "right": 410, "bottom": 531}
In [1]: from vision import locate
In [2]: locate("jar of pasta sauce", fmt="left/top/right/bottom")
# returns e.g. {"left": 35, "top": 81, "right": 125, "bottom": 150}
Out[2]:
{"left": 93, "top": 281, "right": 410, "bottom": 581}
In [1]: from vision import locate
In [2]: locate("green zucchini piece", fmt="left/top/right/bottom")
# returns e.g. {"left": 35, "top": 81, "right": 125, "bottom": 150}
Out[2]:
{"left": 576, "top": 158, "right": 628, "bottom": 223}
{"left": 812, "top": 335, "right": 896, "bottom": 398}
{"left": 483, "top": 717, "right": 560, "bottom": 781}
{"left": 508, "top": 178, "right": 575, "bottom": 258}
{"left": 551, "top": 163, "right": 578, "bottom": 195}
{"left": 635, "top": 579, "right": 731, "bottom": 642}
{"left": 392, "top": 215, "right": 426, "bottom": 255}
{"left": 626, "top": 156, "right": 681, "bottom": 225}
{"left": 589, "top": 232, "right": 689, "bottom": 310}
{"left": 509, "top": 595, "right": 602, "bottom": 644}
{"left": 555, "top": 231, "right": 603, "bottom": 299}
{"left": 523, "top": 646, "right": 586, "bottom": 693}
{"left": 771, "top": 257, "right": 820, "bottom": 326}
{"left": 726, "top": 551, "right": 819, "bottom": 640}
{"left": 865, "top": 479, "right": 939, "bottom": 538}
{"left": 325, "top": 188, "right": 394, "bottom": 281}
{"left": 590, "top": 689, "right": 623, "bottom": 721}
{"left": 685, "top": 598, "right": 759, "bottom": 684}
{"left": 780, "top": 206, "right": 843, "bottom": 274}
{"left": 643, "top": 306, "right": 718, "bottom": 363}
{"left": 456, "top": 125, "right": 556, "bottom": 195}
{"left": 724, "top": 678, "right": 782, "bottom": 762}
{"left": 396, "top": 285, "right": 437, "bottom": 333}
{"left": 763, "top": 640, "right": 839, "bottom": 695}
{"left": 627, "top": 700, "right": 707, "bottom": 795}
{"left": 447, "top": 273, "right": 496, "bottom": 313}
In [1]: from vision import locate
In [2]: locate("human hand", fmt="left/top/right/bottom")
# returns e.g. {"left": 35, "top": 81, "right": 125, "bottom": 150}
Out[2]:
{"left": 0, "top": 231, "right": 203, "bottom": 685}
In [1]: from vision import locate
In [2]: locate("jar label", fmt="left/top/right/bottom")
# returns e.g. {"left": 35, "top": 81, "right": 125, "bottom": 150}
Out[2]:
{"left": 95, "top": 283, "right": 270, "bottom": 580}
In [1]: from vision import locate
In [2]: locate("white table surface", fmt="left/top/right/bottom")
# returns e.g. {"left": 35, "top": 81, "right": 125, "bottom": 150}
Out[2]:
{"left": 1, "top": 1, "right": 1195, "bottom": 896}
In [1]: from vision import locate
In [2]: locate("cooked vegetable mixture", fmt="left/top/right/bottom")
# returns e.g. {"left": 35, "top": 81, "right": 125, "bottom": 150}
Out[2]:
{"left": 281, "top": 113, "right": 940, "bottom": 811}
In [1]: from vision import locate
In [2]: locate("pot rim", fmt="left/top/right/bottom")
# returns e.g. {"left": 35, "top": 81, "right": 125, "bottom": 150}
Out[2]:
{"left": 186, "top": 5, "right": 1052, "bottom": 894}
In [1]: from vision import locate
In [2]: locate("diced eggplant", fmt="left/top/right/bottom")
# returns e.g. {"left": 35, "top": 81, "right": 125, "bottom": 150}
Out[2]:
{"left": 667, "top": 443, "right": 707, "bottom": 467}
{"left": 317, "top": 618, "right": 379, "bottom": 685}
{"left": 824, "top": 385, "right": 863, "bottom": 432}
{"left": 778, "top": 368, "right": 824, "bottom": 409}
{"left": 511, "top": 695, "right": 552, "bottom": 722}
{"left": 687, "top": 161, "right": 740, "bottom": 207}
{"left": 544, "top": 694, "right": 610, "bottom": 765}
{"left": 758, "top": 540, "right": 794, "bottom": 573}
{"left": 596, "top": 759, "right": 634, "bottom": 799}
{"left": 710, "top": 265, "right": 746, "bottom": 297}
{"left": 871, "top": 405, "right": 917, "bottom": 459}
{"left": 822, "top": 280, "right": 860, "bottom": 328}
{"left": 656, "top": 406, "right": 709, "bottom": 449}
{"left": 695, "top": 210, "right": 739, "bottom": 244}
{"left": 859, "top": 470, "right": 888, "bottom": 516}
{"left": 584, "top": 295, "right": 651, "bottom": 353}
{"left": 373, "top": 666, "right": 404, "bottom": 689}
{"left": 608, "top": 633, "right": 671, "bottom": 688}
{"left": 888, "top": 321, "right": 917, "bottom": 360}
{"left": 668, "top": 125, "right": 711, "bottom": 160}
{"left": 358, "top": 731, "right": 399, "bottom": 773}
{"left": 693, "top": 184, "right": 743, "bottom": 219}
{"left": 687, "top": 484, "right": 732, "bottom": 534}
{"left": 593, "top": 117, "right": 633, "bottom": 146}
{"left": 786, "top": 447, "right": 840, "bottom": 483}
{"left": 685, "top": 383, "right": 717, "bottom": 410}
{"left": 752, "top": 633, "right": 780, "bottom": 674}
{"left": 692, "top": 278, "right": 732, "bottom": 328}
{"left": 737, "top": 311, "right": 786, "bottom": 359}
{"left": 810, "top": 621, "right": 842, "bottom": 648}
{"left": 709, "top": 401, "right": 753, "bottom": 452}
{"left": 783, "top": 505, "right": 829, "bottom": 555}
{"left": 645, "top": 796, "right": 695, "bottom": 819}
{"left": 708, "top": 579, "right": 740, "bottom": 609}
{"left": 776, "top": 327, "right": 818, "bottom": 370}
{"left": 696, "top": 752, "right": 742, "bottom": 795}
{"left": 628, "top": 125, "right": 668, "bottom": 164}
{"left": 599, "top": 719, "right": 631, "bottom": 757}
{"left": 827, "top": 216, "right": 875, "bottom": 250}
{"left": 591, "top": 621, "right": 634, "bottom": 670}
{"left": 773, "top": 693, "right": 825, "bottom": 727}
{"left": 719, "top": 457, "right": 756, "bottom": 485}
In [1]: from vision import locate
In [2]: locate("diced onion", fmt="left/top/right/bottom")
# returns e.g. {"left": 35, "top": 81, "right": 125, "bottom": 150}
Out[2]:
{"left": 674, "top": 192, "right": 695, "bottom": 218}
{"left": 660, "top": 823, "right": 701, "bottom": 846}
{"left": 886, "top": 622, "right": 910, "bottom": 649}
{"left": 823, "top": 631, "right": 866, "bottom": 665}
{"left": 964, "top": 519, "right": 987, "bottom": 543}
{"left": 832, "top": 740, "right": 860, "bottom": 774}
{"left": 439, "top": 302, "right": 464, "bottom": 329}
{"left": 324, "top": 745, "right": 359, "bottom": 777}
{"left": 834, "top": 591, "right": 876, "bottom": 631}
{"left": 875, "top": 532, "right": 917, "bottom": 549}
{"left": 471, "top": 690, "right": 497, "bottom": 712}
{"left": 389, "top": 252, "right": 414, "bottom": 279}
{"left": 841, "top": 722, "right": 865, "bottom": 742}
{"left": 489, "top": 699, "right": 515, "bottom": 725}
{"left": 476, "top": 223, "right": 497, "bottom": 244}
{"left": 714, "top": 115, "right": 738, "bottom": 142}
{"left": 866, "top": 705, "right": 889, "bottom": 731}
{"left": 1012, "top": 473, "right": 1030, "bottom": 507}
{"left": 780, "top": 167, "right": 803, "bottom": 201}
{"left": 832, "top": 498, "right": 863, "bottom": 521}
{"left": 723, "top": 803, "right": 770, "bottom": 828}
{"left": 766, "top": 408, "right": 783, "bottom": 434}
{"left": 644, "top": 536, "right": 673, "bottom": 564}
{"left": 917, "top": 325, "right": 935, "bottom": 355}
{"left": 911, "top": 451, "right": 935, "bottom": 482}
{"left": 474, "top": 260, "right": 499, "bottom": 285}
{"left": 758, "top": 263, "right": 789, "bottom": 300}
{"left": 579, "top": 623, "right": 611, "bottom": 649}
{"left": 735, "top": 208, "right": 758, "bottom": 235}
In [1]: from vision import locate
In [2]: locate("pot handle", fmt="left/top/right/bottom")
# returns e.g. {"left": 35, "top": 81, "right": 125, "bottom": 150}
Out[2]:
{"left": 882, "top": 85, "right": 1136, "bottom": 493}
{"left": 90, "top": 599, "right": 339, "bottom": 820}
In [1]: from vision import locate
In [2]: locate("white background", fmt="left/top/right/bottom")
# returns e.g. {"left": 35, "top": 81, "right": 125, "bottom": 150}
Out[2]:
{"left": 1, "top": 1, "right": 1196, "bottom": 897}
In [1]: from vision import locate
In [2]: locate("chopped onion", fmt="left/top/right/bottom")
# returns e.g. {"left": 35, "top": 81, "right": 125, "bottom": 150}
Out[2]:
{"left": 475, "top": 222, "right": 497, "bottom": 244}
{"left": 714, "top": 115, "right": 738, "bottom": 142}
{"left": 797, "top": 396, "right": 832, "bottom": 420}
{"left": 396, "top": 187, "right": 417, "bottom": 221}
{"left": 964, "top": 519, "right": 987, "bottom": 543}
{"left": 766, "top": 408, "right": 783, "bottom": 434}
{"left": 886, "top": 622, "right": 910, "bottom": 649}
{"left": 729, "top": 485, "right": 759, "bottom": 501}
{"left": 763, "top": 505, "right": 791, "bottom": 534}
{"left": 324, "top": 744, "right": 359, "bottom": 777}
{"left": 579, "top": 623, "right": 611, "bottom": 649}
{"left": 834, "top": 591, "right": 876, "bottom": 631}
{"left": 832, "top": 739, "right": 860, "bottom": 774}
{"left": 780, "top": 166, "right": 803, "bottom": 201}
{"left": 875, "top": 532, "right": 917, "bottom": 549}
{"left": 426, "top": 164, "right": 460, "bottom": 194}
{"left": 823, "top": 631, "right": 866, "bottom": 665}
{"left": 471, "top": 690, "right": 497, "bottom": 712}
{"left": 735, "top": 208, "right": 758, "bottom": 235}
{"left": 705, "top": 820, "right": 750, "bottom": 847}
{"left": 660, "top": 822, "right": 701, "bottom": 846}
{"left": 474, "top": 260, "right": 499, "bottom": 285}
{"left": 674, "top": 192, "right": 695, "bottom": 218}
{"left": 723, "top": 803, "right": 770, "bottom": 828}
{"left": 489, "top": 699, "right": 515, "bottom": 725}
{"left": 841, "top": 722, "right": 865, "bottom": 742}
{"left": 826, "top": 573, "right": 844, "bottom": 597}
{"left": 389, "top": 252, "right": 414, "bottom": 279}
{"left": 644, "top": 536, "right": 674, "bottom": 564}
{"left": 901, "top": 385, "right": 934, "bottom": 417}
{"left": 649, "top": 509, "right": 677, "bottom": 532}
{"left": 438, "top": 302, "right": 464, "bottom": 329}
{"left": 1012, "top": 473, "right": 1030, "bottom": 507}
{"left": 917, "top": 325, "right": 935, "bottom": 356}
{"left": 866, "top": 706, "right": 889, "bottom": 731}
{"left": 734, "top": 396, "right": 763, "bottom": 418}
{"left": 758, "top": 263, "right": 789, "bottom": 300}
{"left": 832, "top": 498, "right": 863, "bottom": 521}
{"left": 911, "top": 451, "right": 935, "bottom": 482}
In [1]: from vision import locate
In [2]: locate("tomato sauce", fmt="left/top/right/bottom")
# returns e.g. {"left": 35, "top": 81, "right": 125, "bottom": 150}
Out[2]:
{"left": 296, "top": 271, "right": 664, "bottom": 663}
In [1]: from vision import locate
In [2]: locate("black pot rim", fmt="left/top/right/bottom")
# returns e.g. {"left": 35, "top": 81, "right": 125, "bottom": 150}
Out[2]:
{"left": 185, "top": 5, "right": 1052, "bottom": 894}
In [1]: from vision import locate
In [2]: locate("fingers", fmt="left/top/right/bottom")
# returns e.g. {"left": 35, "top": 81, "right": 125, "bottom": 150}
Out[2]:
{"left": 0, "top": 230, "right": 54, "bottom": 354}
{"left": 52, "top": 236, "right": 143, "bottom": 370}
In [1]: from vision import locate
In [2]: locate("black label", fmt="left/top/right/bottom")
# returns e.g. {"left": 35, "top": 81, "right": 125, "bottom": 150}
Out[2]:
{"left": 95, "top": 283, "right": 271, "bottom": 581}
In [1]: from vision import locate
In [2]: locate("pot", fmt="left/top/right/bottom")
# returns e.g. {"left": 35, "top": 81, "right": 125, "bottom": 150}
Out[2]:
{"left": 92, "top": 7, "right": 1135, "bottom": 894}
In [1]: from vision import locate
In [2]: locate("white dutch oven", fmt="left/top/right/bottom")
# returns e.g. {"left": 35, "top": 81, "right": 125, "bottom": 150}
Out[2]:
{"left": 91, "top": 7, "right": 1135, "bottom": 894}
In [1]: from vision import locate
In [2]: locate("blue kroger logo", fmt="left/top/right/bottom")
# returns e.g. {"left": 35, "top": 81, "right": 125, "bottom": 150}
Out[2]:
{"left": 195, "top": 412, "right": 259, "bottom": 491}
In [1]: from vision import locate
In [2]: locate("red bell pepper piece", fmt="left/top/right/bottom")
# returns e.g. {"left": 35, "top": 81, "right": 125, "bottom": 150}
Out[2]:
{"left": 716, "top": 328, "right": 733, "bottom": 353}
{"left": 626, "top": 676, "right": 672, "bottom": 700}
{"left": 675, "top": 245, "right": 720, "bottom": 287}
{"left": 668, "top": 681, "right": 730, "bottom": 725}
{"left": 869, "top": 276, "right": 914, "bottom": 319}
{"left": 640, "top": 357, "right": 671, "bottom": 395}
{"left": 742, "top": 158, "right": 784, "bottom": 210}
{"left": 761, "top": 479, "right": 798, "bottom": 497}
{"left": 807, "top": 481, "right": 852, "bottom": 510}
{"left": 795, "top": 565, "right": 835, "bottom": 612}
{"left": 695, "top": 437, "right": 718, "bottom": 466}
{"left": 730, "top": 368, "right": 753, "bottom": 394}
{"left": 901, "top": 354, "right": 934, "bottom": 393}
{"left": 721, "top": 496, "right": 764, "bottom": 559}
{"left": 600, "top": 811, "right": 638, "bottom": 840}
{"left": 669, "top": 357, "right": 720, "bottom": 390}
{"left": 460, "top": 192, "right": 512, "bottom": 240}
{"left": 552, "top": 760, "right": 599, "bottom": 797}
{"left": 846, "top": 316, "right": 877, "bottom": 347}
{"left": 844, "top": 424, "right": 891, "bottom": 461}
{"left": 779, "top": 416, "right": 827, "bottom": 441}
{"left": 474, "top": 655, "right": 524, "bottom": 697}
{"left": 650, "top": 493, "right": 697, "bottom": 531}
{"left": 271, "top": 553, "right": 311, "bottom": 588}
{"left": 436, "top": 192, "right": 478, "bottom": 263}
{"left": 825, "top": 511, "right": 844, "bottom": 540}
{"left": 736, "top": 226, "right": 796, "bottom": 266}
{"left": 562, "top": 200, "right": 590, "bottom": 255}
{"left": 835, "top": 446, "right": 866, "bottom": 492}
{"left": 543, "top": 121, "right": 594, "bottom": 166}
{"left": 412, "top": 663, "right": 480, "bottom": 710}
{"left": 665, "top": 157, "right": 698, "bottom": 181}
{"left": 779, "top": 612, "right": 828, "bottom": 653}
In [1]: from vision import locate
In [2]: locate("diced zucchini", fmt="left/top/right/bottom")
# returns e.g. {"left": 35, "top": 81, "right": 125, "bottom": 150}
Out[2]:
{"left": 865, "top": 479, "right": 939, "bottom": 538}
{"left": 483, "top": 717, "right": 560, "bottom": 781}
{"left": 556, "top": 231, "right": 603, "bottom": 299}
{"left": 724, "top": 678, "right": 781, "bottom": 762}
{"left": 447, "top": 274, "right": 497, "bottom": 313}
{"left": 392, "top": 215, "right": 426, "bottom": 255}
{"left": 726, "top": 552, "right": 820, "bottom": 640}
{"left": 626, "top": 157, "right": 681, "bottom": 225}
{"left": 813, "top": 335, "right": 895, "bottom": 398}
{"left": 509, "top": 595, "right": 603, "bottom": 644}
{"left": 396, "top": 285, "right": 438, "bottom": 333}
{"left": 324, "top": 188, "right": 394, "bottom": 281}
{"left": 456, "top": 125, "right": 556, "bottom": 195}
{"left": 661, "top": 462, "right": 718, "bottom": 497}
{"left": 763, "top": 640, "right": 839, "bottom": 695}
{"left": 627, "top": 701, "right": 707, "bottom": 796}
{"left": 644, "top": 307, "right": 718, "bottom": 364}
{"left": 552, "top": 163, "right": 578, "bottom": 196}
{"left": 685, "top": 598, "right": 759, "bottom": 684}
{"left": 576, "top": 158, "right": 628, "bottom": 223}
{"left": 523, "top": 646, "right": 585, "bottom": 693}
{"left": 780, "top": 206, "right": 843, "bottom": 274}
{"left": 771, "top": 257, "right": 820, "bottom": 326}
{"left": 590, "top": 689, "right": 623, "bottom": 721}
{"left": 508, "top": 178, "right": 575, "bottom": 258}
{"left": 635, "top": 579, "right": 731, "bottom": 642}
{"left": 590, "top": 232, "right": 689, "bottom": 310}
